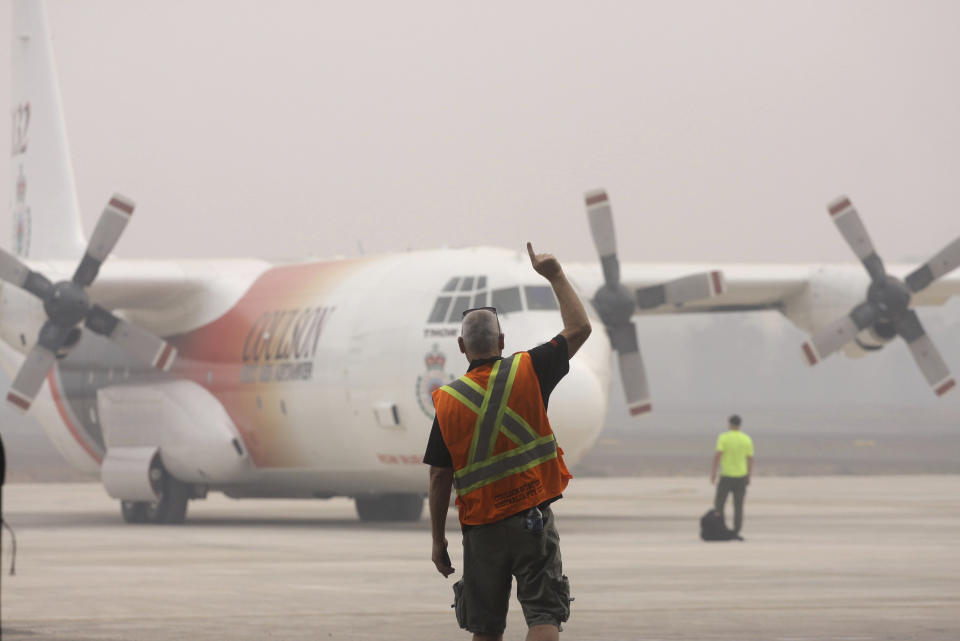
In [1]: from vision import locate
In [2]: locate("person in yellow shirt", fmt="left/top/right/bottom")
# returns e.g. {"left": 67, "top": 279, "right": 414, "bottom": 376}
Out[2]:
{"left": 710, "top": 414, "right": 754, "bottom": 539}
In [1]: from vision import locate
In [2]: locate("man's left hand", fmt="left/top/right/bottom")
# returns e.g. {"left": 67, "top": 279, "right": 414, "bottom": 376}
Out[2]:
{"left": 432, "top": 539, "right": 455, "bottom": 577}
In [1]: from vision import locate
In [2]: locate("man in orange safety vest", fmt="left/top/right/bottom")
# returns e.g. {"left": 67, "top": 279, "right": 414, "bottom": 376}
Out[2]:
{"left": 423, "top": 242, "right": 592, "bottom": 641}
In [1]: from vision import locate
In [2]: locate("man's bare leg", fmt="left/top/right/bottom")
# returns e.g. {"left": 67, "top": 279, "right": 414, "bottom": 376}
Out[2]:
{"left": 526, "top": 624, "right": 560, "bottom": 641}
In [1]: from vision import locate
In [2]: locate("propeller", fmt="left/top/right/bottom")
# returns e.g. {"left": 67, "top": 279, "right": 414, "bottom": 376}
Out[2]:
{"left": 801, "top": 196, "right": 958, "bottom": 397}
{"left": 585, "top": 189, "right": 726, "bottom": 417}
{"left": 3, "top": 195, "right": 177, "bottom": 412}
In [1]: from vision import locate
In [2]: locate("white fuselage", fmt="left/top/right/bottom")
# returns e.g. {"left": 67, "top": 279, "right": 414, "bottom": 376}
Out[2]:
{"left": 0, "top": 247, "right": 611, "bottom": 498}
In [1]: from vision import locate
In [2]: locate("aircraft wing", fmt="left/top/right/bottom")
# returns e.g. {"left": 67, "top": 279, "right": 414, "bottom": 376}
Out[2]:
{"left": 564, "top": 262, "right": 960, "bottom": 314}
{"left": 27, "top": 258, "right": 272, "bottom": 333}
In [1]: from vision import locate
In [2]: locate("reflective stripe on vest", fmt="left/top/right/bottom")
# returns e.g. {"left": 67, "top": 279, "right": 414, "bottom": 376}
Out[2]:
{"left": 438, "top": 354, "right": 558, "bottom": 496}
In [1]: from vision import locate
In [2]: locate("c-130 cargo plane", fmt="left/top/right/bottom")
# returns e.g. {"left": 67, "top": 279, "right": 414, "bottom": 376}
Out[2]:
{"left": 2, "top": 1, "right": 958, "bottom": 524}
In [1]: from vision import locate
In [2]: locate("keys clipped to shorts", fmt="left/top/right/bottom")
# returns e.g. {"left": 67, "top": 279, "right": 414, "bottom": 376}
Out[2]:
{"left": 523, "top": 506, "right": 544, "bottom": 532}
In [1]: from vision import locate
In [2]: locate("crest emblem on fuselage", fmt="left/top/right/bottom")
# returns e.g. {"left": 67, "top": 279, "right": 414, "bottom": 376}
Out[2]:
{"left": 13, "top": 165, "right": 31, "bottom": 257}
{"left": 416, "top": 343, "right": 454, "bottom": 418}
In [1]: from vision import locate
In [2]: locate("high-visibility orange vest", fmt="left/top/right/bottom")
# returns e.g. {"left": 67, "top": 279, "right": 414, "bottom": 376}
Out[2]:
{"left": 432, "top": 351, "right": 572, "bottom": 526}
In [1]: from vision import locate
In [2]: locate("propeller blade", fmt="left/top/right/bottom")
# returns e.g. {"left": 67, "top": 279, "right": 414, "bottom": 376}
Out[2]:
{"left": 73, "top": 194, "right": 135, "bottom": 287}
{"left": 585, "top": 189, "right": 620, "bottom": 288}
{"left": 607, "top": 322, "right": 651, "bottom": 415}
{"left": 85, "top": 305, "right": 176, "bottom": 371}
{"left": 0, "top": 249, "right": 30, "bottom": 288}
{"left": 895, "top": 310, "right": 955, "bottom": 396}
{"left": 636, "top": 271, "right": 725, "bottom": 309}
{"left": 6, "top": 345, "right": 55, "bottom": 412}
{"left": 802, "top": 301, "right": 879, "bottom": 365}
{"left": 6, "top": 321, "right": 74, "bottom": 412}
{"left": 0, "top": 248, "right": 53, "bottom": 299}
{"left": 827, "top": 196, "right": 886, "bottom": 282}
{"left": 905, "top": 236, "right": 960, "bottom": 293}
{"left": 619, "top": 350, "right": 651, "bottom": 416}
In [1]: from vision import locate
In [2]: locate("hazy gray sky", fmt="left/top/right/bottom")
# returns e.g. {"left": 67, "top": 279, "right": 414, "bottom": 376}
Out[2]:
{"left": 1, "top": 0, "right": 959, "bottom": 265}
{"left": 0, "top": 0, "right": 956, "bottom": 421}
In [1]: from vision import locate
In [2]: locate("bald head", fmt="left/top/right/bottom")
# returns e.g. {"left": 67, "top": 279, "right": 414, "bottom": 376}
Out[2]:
{"left": 460, "top": 309, "right": 502, "bottom": 359}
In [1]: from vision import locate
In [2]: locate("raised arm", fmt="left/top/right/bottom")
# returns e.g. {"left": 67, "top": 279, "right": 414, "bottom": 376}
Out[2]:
{"left": 527, "top": 242, "right": 592, "bottom": 357}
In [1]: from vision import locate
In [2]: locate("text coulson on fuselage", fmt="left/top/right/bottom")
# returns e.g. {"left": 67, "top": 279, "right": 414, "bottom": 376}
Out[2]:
{"left": 241, "top": 306, "right": 334, "bottom": 364}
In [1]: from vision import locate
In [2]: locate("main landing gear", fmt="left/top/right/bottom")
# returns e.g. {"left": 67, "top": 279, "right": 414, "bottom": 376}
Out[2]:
{"left": 120, "top": 461, "right": 190, "bottom": 525}
{"left": 354, "top": 493, "right": 424, "bottom": 522}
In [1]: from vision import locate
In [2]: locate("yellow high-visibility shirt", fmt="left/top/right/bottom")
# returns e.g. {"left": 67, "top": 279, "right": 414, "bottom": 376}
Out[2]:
{"left": 716, "top": 430, "right": 754, "bottom": 478}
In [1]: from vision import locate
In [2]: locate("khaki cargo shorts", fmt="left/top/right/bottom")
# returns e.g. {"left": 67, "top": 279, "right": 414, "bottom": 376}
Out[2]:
{"left": 452, "top": 505, "right": 572, "bottom": 636}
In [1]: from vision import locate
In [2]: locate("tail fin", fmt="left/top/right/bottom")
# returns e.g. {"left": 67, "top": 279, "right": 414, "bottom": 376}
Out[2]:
{"left": 10, "top": 0, "right": 85, "bottom": 259}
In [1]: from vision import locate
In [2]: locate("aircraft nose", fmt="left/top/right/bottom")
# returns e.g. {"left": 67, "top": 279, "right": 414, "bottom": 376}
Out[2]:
{"left": 546, "top": 358, "right": 607, "bottom": 465}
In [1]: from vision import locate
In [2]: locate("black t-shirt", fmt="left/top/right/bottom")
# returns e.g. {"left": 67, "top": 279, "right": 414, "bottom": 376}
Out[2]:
{"left": 422, "top": 334, "right": 570, "bottom": 468}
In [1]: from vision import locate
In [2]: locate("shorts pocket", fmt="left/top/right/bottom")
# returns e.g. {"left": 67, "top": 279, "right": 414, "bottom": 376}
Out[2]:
{"left": 452, "top": 579, "right": 467, "bottom": 629}
{"left": 555, "top": 574, "right": 572, "bottom": 623}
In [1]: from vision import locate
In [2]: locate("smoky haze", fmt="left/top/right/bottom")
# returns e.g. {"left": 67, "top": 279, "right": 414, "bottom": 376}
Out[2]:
{"left": 0, "top": 1, "right": 957, "bottom": 477}
{"left": 0, "top": 1, "right": 958, "bottom": 263}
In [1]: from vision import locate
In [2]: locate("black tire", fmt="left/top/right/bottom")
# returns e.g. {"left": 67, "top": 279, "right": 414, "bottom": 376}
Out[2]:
{"left": 354, "top": 493, "right": 424, "bottom": 522}
{"left": 144, "top": 464, "right": 190, "bottom": 524}
{"left": 120, "top": 500, "right": 148, "bottom": 524}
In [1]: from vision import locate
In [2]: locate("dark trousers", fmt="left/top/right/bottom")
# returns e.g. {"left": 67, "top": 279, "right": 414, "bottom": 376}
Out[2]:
{"left": 714, "top": 476, "right": 748, "bottom": 534}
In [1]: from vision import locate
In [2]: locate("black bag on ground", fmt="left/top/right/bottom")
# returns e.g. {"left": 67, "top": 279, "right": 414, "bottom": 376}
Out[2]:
{"left": 700, "top": 508, "right": 737, "bottom": 541}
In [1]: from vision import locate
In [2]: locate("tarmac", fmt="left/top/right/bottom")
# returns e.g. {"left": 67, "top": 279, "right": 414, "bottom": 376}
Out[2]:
{"left": 0, "top": 475, "right": 957, "bottom": 640}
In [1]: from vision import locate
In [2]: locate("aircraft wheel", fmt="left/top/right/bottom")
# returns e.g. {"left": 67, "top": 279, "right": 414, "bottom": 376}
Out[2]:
{"left": 144, "top": 463, "right": 190, "bottom": 524}
{"left": 120, "top": 500, "right": 148, "bottom": 524}
{"left": 355, "top": 493, "right": 424, "bottom": 522}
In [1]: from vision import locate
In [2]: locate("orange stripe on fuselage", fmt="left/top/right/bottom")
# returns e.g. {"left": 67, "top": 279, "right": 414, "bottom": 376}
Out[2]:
{"left": 46, "top": 369, "right": 103, "bottom": 465}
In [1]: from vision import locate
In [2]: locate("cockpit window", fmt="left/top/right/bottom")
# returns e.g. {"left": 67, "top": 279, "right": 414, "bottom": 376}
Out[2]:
{"left": 447, "top": 295, "right": 473, "bottom": 322}
{"left": 427, "top": 275, "right": 493, "bottom": 323}
{"left": 492, "top": 287, "right": 522, "bottom": 314}
{"left": 428, "top": 297, "right": 452, "bottom": 323}
{"left": 525, "top": 285, "right": 558, "bottom": 310}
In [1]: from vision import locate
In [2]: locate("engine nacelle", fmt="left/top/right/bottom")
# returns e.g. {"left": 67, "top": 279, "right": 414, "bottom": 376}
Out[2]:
{"left": 97, "top": 380, "right": 250, "bottom": 485}
{"left": 781, "top": 266, "right": 889, "bottom": 359}
{"left": 101, "top": 446, "right": 161, "bottom": 501}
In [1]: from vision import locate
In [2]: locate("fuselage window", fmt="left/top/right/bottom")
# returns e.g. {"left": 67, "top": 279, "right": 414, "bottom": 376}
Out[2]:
{"left": 460, "top": 276, "right": 475, "bottom": 291}
{"left": 428, "top": 296, "right": 452, "bottom": 323}
{"left": 447, "top": 295, "right": 473, "bottom": 322}
{"left": 442, "top": 277, "right": 460, "bottom": 292}
{"left": 491, "top": 287, "right": 522, "bottom": 314}
{"left": 524, "top": 285, "right": 559, "bottom": 310}
{"left": 473, "top": 291, "right": 488, "bottom": 307}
